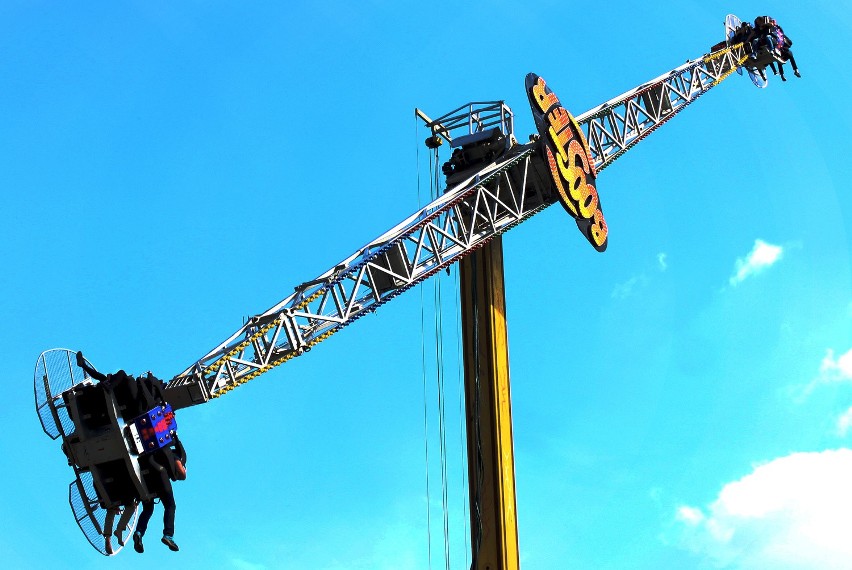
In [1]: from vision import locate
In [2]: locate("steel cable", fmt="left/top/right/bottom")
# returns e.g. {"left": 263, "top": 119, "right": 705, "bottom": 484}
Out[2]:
{"left": 431, "top": 146, "right": 452, "bottom": 570}
{"left": 417, "top": 115, "right": 433, "bottom": 570}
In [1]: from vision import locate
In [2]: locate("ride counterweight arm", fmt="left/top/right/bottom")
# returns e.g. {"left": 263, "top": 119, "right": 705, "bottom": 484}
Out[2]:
{"left": 163, "top": 43, "right": 748, "bottom": 409}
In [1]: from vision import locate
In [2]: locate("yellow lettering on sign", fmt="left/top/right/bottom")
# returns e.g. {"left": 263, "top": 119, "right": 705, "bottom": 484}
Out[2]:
{"left": 547, "top": 106, "right": 571, "bottom": 134}
{"left": 532, "top": 77, "right": 559, "bottom": 114}
{"left": 590, "top": 208, "right": 608, "bottom": 247}
{"left": 545, "top": 146, "right": 578, "bottom": 217}
{"left": 548, "top": 124, "right": 574, "bottom": 164}
{"left": 567, "top": 139, "right": 591, "bottom": 176}
{"left": 567, "top": 112, "right": 596, "bottom": 177}
{"left": 547, "top": 107, "right": 593, "bottom": 175}
{"left": 530, "top": 78, "right": 608, "bottom": 249}
{"left": 556, "top": 152, "right": 597, "bottom": 219}
{"left": 578, "top": 184, "right": 600, "bottom": 220}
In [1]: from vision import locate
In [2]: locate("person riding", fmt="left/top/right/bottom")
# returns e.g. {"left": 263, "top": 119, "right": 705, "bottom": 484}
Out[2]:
{"left": 731, "top": 21, "right": 756, "bottom": 53}
{"left": 752, "top": 16, "right": 776, "bottom": 55}
{"left": 133, "top": 434, "right": 187, "bottom": 553}
{"left": 75, "top": 351, "right": 164, "bottom": 420}
{"left": 747, "top": 16, "right": 802, "bottom": 82}
{"left": 75, "top": 351, "right": 188, "bottom": 553}
{"left": 771, "top": 21, "right": 801, "bottom": 80}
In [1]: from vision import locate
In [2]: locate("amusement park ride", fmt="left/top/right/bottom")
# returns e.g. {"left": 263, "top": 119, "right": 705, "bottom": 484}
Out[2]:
{"left": 34, "top": 15, "right": 798, "bottom": 567}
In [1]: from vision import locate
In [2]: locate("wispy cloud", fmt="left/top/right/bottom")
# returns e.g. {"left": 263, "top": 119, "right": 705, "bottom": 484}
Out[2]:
{"left": 611, "top": 274, "right": 648, "bottom": 299}
{"left": 802, "top": 346, "right": 852, "bottom": 395}
{"left": 672, "top": 450, "right": 852, "bottom": 569}
{"left": 837, "top": 407, "right": 852, "bottom": 436}
{"left": 729, "top": 239, "right": 784, "bottom": 286}
{"left": 611, "top": 254, "right": 667, "bottom": 299}
{"left": 231, "top": 558, "right": 267, "bottom": 570}
{"left": 794, "top": 346, "right": 852, "bottom": 402}
{"left": 820, "top": 348, "right": 852, "bottom": 382}
{"left": 675, "top": 505, "right": 704, "bottom": 525}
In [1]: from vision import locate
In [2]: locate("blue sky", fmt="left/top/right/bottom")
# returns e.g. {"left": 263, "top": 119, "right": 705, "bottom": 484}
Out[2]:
{"left": 2, "top": 1, "right": 851, "bottom": 568}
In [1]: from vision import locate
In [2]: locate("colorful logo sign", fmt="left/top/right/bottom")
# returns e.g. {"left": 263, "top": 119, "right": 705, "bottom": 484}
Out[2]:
{"left": 525, "top": 74, "right": 608, "bottom": 252}
{"left": 133, "top": 404, "right": 178, "bottom": 453}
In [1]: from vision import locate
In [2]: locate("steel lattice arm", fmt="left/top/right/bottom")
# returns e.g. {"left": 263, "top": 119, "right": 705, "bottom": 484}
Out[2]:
{"left": 577, "top": 43, "right": 748, "bottom": 172}
{"left": 163, "top": 43, "right": 748, "bottom": 409}
{"left": 164, "top": 147, "right": 554, "bottom": 407}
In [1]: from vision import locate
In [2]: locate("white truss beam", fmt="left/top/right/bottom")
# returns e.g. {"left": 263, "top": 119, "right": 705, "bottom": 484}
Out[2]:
{"left": 164, "top": 44, "right": 748, "bottom": 408}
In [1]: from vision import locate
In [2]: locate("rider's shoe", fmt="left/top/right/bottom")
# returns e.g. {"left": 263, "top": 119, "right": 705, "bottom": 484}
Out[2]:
{"left": 133, "top": 532, "right": 144, "bottom": 553}
{"left": 161, "top": 535, "right": 179, "bottom": 552}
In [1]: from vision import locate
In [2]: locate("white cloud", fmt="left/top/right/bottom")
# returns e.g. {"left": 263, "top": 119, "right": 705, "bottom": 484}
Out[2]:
{"left": 791, "top": 348, "right": 852, "bottom": 398}
{"left": 729, "top": 239, "right": 784, "bottom": 286}
{"left": 821, "top": 348, "right": 852, "bottom": 382}
{"left": 231, "top": 558, "right": 267, "bottom": 570}
{"left": 674, "top": 449, "right": 852, "bottom": 569}
{"left": 837, "top": 407, "right": 852, "bottom": 436}
{"left": 676, "top": 505, "right": 704, "bottom": 525}
{"left": 801, "top": 347, "right": 852, "bottom": 398}
{"left": 611, "top": 274, "right": 647, "bottom": 299}
{"left": 612, "top": 254, "right": 670, "bottom": 298}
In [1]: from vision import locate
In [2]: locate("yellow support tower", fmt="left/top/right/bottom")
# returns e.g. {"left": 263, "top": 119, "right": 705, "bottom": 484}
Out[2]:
{"left": 460, "top": 234, "right": 519, "bottom": 570}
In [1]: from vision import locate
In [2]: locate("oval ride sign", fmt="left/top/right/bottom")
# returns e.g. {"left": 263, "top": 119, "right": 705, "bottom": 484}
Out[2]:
{"left": 525, "top": 73, "right": 608, "bottom": 252}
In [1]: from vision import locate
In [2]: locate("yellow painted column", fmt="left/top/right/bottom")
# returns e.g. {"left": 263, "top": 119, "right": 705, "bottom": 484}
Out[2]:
{"left": 460, "top": 234, "right": 519, "bottom": 570}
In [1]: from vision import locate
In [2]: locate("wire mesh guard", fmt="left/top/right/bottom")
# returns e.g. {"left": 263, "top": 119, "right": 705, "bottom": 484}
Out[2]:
{"left": 35, "top": 348, "right": 139, "bottom": 556}
{"left": 34, "top": 348, "right": 88, "bottom": 439}
{"left": 70, "top": 471, "right": 139, "bottom": 556}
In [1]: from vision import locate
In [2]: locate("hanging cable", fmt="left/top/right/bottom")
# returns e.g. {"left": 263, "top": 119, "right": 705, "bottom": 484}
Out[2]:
{"left": 430, "top": 145, "right": 452, "bottom": 570}
{"left": 416, "top": 112, "right": 423, "bottom": 211}
{"left": 436, "top": 257, "right": 451, "bottom": 570}
{"left": 416, "top": 114, "right": 433, "bottom": 570}
{"left": 470, "top": 263, "right": 484, "bottom": 569}
{"left": 421, "top": 284, "right": 434, "bottom": 570}
{"left": 454, "top": 263, "right": 470, "bottom": 569}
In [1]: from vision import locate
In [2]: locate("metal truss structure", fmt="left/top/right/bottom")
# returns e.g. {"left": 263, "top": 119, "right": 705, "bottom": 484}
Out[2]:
{"left": 164, "top": 145, "right": 555, "bottom": 407}
{"left": 418, "top": 100, "right": 516, "bottom": 145}
{"left": 576, "top": 43, "right": 747, "bottom": 172}
{"left": 164, "top": 43, "right": 748, "bottom": 408}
